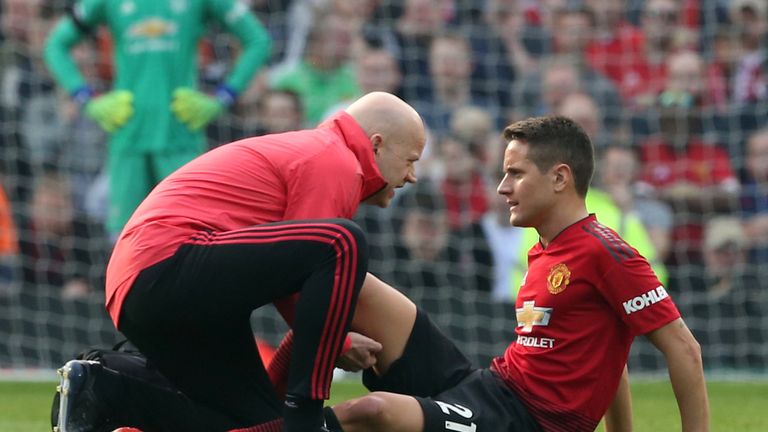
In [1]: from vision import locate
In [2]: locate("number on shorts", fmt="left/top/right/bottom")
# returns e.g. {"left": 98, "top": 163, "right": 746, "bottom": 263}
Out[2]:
{"left": 435, "top": 401, "right": 476, "bottom": 432}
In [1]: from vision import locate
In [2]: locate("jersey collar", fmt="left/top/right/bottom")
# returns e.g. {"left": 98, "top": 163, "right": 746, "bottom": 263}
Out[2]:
{"left": 320, "top": 111, "right": 387, "bottom": 201}
{"left": 531, "top": 214, "right": 597, "bottom": 255}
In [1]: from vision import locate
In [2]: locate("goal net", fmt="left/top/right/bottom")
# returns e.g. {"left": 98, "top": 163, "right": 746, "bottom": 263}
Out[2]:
{"left": 1, "top": 0, "right": 766, "bottom": 377}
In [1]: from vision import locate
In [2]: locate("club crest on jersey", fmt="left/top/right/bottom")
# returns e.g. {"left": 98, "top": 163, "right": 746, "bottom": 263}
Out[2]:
{"left": 547, "top": 263, "right": 570, "bottom": 295}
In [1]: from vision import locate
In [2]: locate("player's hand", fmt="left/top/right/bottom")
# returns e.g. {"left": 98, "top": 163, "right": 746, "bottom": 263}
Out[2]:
{"left": 170, "top": 87, "right": 224, "bottom": 131}
{"left": 335, "top": 332, "right": 382, "bottom": 372}
{"left": 84, "top": 90, "right": 134, "bottom": 133}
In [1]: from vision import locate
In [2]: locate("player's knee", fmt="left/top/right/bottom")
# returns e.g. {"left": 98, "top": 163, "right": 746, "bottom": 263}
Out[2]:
{"left": 333, "top": 219, "right": 367, "bottom": 247}
{"left": 336, "top": 393, "right": 394, "bottom": 430}
{"left": 329, "top": 219, "right": 368, "bottom": 262}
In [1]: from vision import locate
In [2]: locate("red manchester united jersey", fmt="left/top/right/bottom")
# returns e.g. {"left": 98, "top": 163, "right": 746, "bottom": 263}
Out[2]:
{"left": 492, "top": 215, "right": 680, "bottom": 432}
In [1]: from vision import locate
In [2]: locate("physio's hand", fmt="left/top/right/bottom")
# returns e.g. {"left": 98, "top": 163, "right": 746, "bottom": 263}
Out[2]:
{"left": 171, "top": 87, "right": 224, "bottom": 131}
{"left": 85, "top": 90, "right": 134, "bottom": 133}
{"left": 335, "top": 332, "right": 382, "bottom": 372}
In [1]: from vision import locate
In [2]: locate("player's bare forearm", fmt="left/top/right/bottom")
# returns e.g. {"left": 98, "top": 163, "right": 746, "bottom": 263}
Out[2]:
{"left": 647, "top": 318, "right": 710, "bottom": 431}
{"left": 604, "top": 364, "right": 632, "bottom": 432}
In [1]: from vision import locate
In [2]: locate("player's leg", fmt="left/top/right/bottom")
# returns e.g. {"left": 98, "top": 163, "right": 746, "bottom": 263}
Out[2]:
{"left": 276, "top": 219, "right": 369, "bottom": 431}
{"left": 352, "top": 274, "right": 473, "bottom": 397}
{"left": 332, "top": 369, "right": 543, "bottom": 432}
{"left": 128, "top": 218, "right": 369, "bottom": 431}
{"left": 53, "top": 356, "right": 241, "bottom": 432}
{"left": 118, "top": 256, "right": 283, "bottom": 431}
{"left": 332, "top": 392, "right": 424, "bottom": 432}
{"left": 350, "top": 273, "right": 416, "bottom": 375}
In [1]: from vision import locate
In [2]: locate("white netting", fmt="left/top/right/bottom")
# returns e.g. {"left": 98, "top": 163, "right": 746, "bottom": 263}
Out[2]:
{"left": 0, "top": 0, "right": 767, "bottom": 375}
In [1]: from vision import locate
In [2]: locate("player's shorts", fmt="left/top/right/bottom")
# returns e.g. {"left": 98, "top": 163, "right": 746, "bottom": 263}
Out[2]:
{"left": 416, "top": 369, "right": 543, "bottom": 432}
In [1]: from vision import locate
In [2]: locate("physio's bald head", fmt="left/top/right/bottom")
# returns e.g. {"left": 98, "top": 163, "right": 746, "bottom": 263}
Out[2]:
{"left": 346, "top": 92, "right": 425, "bottom": 144}
{"left": 346, "top": 92, "right": 427, "bottom": 207}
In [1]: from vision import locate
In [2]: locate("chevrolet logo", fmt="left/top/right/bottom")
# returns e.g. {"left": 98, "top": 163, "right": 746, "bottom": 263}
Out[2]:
{"left": 516, "top": 301, "right": 552, "bottom": 332}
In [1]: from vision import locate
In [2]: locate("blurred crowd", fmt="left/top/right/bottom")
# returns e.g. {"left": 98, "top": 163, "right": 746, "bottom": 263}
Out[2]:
{"left": 0, "top": 0, "right": 767, "bottom": 369}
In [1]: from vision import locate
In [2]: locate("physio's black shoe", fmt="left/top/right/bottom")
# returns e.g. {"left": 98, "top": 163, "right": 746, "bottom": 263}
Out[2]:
{"left": 52, "top": 360, "right": 117, "bottom": 432}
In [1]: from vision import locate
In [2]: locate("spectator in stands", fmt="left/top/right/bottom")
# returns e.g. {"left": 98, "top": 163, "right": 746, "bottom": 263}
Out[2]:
{"left": 271, "top": 12, "right": 361, "bottom": 125}
{"left": 596, "top": 145, "right": 674, "bottom": 262}
{"left": 638, "top": 54, "right": 741, "bottom": 264}
{"left": 436, "top": 133, "right": 493, "bottom": 293}
{"left": 468, "top": 0, "right": 525, "bottom": 118}
{"left": 355, "top": 45, "right": 404, "bottom": 97}
{"left": 449, "top": 105, "right": 498, "bottom": 169}
{"left": 0, "top": 184, "right": 19, "bottom": 296}
{"left": 550, "top": 2, "right": 595, "bottom": 62}
{"left": 255, "top": 89, "right": 304, "bottom": 135}
{"left": 1, "top": 0, "right": 62, "bottom": 205}
{"left": 707, "top": 27, "right": 742, "bottom": 111}
{"left": 632, "top": 0, "right": 695, "bottom": 108}
{"left": 701, "top": 217, "right": 751, "bottom": 300}
{"left": 483, "top": 0, "right": 536, "bottom": 71}
{"left": 322, "top": 44, "right": 404, "bottom": 119}
{"left": 556, "top": 91, "right": 612, "bottom": 150}
{"left": 740, "top": 128, "right": 768, "bottom": 264}
{"left": 583, "top": 0, "right": 645, "bottom": 96}
{"left": 729, "top": 0, "right": 767, "bottom": 105}
{"left": 657, "top": 50, "right": 713, "bottom": 109}
{"left": 412, "top": 32, "right": 502, "bottom": 135}
{"left": 390, "top": 181, "right": 457, "bottom": 292}
{"left": 517, "top": 56, "right": 623, "bottom": 132}
{"left": 18, "top": 172, "right": 105, "bottom": 300}
{"left": 275, "top": 0, "right": 384, "bottom": 75}
{"left": 211, "top": 88, "right": 305, "bottom": 145}
{"left": 679, "top": 216, "right": 766, "bottom": 369}
{"left": 393, "top": 0, "right": 449, "bottom": 102}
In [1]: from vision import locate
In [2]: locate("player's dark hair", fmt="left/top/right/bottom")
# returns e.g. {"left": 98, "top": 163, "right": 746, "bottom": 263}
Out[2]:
{"left": 503, "top": 116, "right": 594, "bottom": 197}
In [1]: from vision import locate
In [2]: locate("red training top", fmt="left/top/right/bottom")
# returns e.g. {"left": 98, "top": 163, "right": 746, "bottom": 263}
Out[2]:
{"left": 105, "top": 112, "right": 385, "bottom": 326}
{"left": 492, "top": 215, "right": 680, "bottom": 432}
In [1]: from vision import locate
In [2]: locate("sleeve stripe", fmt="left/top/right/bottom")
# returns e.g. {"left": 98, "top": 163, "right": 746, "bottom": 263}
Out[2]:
{"left": 582, "top": 222, "right": 637, "bottom": 263}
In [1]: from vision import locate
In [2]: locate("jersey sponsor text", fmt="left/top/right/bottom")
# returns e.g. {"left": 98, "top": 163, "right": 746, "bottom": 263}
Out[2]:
{"left": 517, "top": 335, "right": 556, "bottom": 348}
{"left": 622, "top": 286, "right": 668, "bottom": 314}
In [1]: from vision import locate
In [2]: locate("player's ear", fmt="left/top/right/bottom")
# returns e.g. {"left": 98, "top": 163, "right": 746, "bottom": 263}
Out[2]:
{"left": 552, "top": 163, "right": 571, "bottom": 193}
{"left": 371, "top": 134, "right": 383, "bottom": 155}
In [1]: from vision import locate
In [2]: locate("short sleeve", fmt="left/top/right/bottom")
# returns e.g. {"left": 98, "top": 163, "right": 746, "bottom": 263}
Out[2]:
{"left": 597, "top": 255, "right": 680, "bottom": 336}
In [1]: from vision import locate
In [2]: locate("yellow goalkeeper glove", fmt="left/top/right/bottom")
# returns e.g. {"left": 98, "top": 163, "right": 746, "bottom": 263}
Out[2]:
{"left": 171, "top": 87, "right": 231, "bottom": 131}
{"left": 83, "top": 90, "right": 134, "bottom": 133}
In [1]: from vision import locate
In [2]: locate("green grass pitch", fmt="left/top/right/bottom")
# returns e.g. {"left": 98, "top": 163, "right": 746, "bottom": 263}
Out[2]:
{"left": 1, "top": 379, "right": 766, "bottom": 431}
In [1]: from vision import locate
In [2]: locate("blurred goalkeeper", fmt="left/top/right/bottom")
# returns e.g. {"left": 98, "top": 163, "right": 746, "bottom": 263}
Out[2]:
{"left": 43, "top": 0, "right": 271, "bottom": 237}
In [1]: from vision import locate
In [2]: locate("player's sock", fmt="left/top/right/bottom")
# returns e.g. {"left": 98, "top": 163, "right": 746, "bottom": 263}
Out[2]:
{"left": 362, "top": 307, "right": 473, "bottom": 397}
{"left": 323, "top": 406, "right": 344, "bottom": 431}
{"left": 282, "top": 395, "right": 324, "bottom": 432}
{"left": 266, "top": 330, "right": 293, "bottom": 399}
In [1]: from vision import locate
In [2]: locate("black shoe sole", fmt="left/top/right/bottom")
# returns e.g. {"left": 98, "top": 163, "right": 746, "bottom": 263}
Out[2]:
{"left": 53, "top": 360, "right": 100, "bottom": 432}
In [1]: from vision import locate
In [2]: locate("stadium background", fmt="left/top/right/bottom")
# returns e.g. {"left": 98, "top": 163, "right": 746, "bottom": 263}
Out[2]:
{"left": 0, "top": 0, "right": 766, "bottom": 386}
